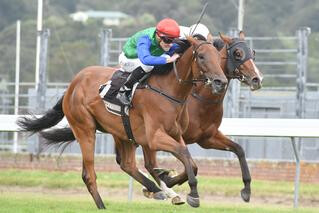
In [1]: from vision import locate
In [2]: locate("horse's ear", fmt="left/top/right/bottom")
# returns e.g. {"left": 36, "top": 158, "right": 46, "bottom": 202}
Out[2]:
{"left": 219, "top": 32, "right": 231, "bottom": 45}
{"left": 186, "top": 36, "right": 199, "bottom": 47}
{"left": 207, "top": 33, "right": 214, "bottom": 43}
{"left": 239, "top": 31, "right": 245, "bottom": 40}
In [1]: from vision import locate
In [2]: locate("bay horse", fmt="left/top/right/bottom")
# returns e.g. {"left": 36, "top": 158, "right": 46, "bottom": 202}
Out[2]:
{"left": 138, "top": 31, "right": 263, "bottom": 204}
{"left": 17, "top": 36, "right": 228, "bottom": 209}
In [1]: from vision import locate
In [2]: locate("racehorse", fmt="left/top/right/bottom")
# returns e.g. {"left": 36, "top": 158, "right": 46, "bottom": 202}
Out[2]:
{"left": 17, "top": 36, "right": 228, "bottom": 209}
{"left": 137, "top": 31, "right": 263, "bottom": 204}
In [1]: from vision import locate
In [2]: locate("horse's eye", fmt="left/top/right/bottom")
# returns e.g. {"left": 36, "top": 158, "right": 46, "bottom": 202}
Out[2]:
{"left": 252, "top": 50, "right": 256, "bottom": 61}
{"left": 198, "top": 54, "right": 205, "bottom": 60}
{"left": 252, "top": 49, "right": 256, "bottom": 56}
{"left": 234, "top": 49, "right": 244, "bottom": 61}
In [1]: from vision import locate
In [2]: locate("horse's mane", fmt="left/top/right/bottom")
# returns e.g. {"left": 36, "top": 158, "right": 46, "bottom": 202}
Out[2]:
{"left": 151, "top": 39, "right": 191, "bottom": 76}
{"left": 213, "top": 38, "right": 225, "bottom": 51}
{"left": 151, "top": 63, "right": 174, "bottom": 75}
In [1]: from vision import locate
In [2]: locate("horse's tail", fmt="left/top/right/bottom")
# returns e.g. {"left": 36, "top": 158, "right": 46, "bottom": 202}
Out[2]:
{"left": 39, "top": 127, "right": 76, "bottom": 151}
{"left": 16, "top": 95, "right": 65, "bottom": 134}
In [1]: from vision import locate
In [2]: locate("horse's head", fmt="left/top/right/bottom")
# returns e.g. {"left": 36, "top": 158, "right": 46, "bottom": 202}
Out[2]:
{"left": 219, "top": 32, "right": 263, "bottom": 91}
{"left": 186, "top": 36, "right": 228, "bottom": 94}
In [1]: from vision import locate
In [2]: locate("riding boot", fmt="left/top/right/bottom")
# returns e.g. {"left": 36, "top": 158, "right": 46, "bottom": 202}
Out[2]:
{"left": 117, "top": 66, "right": 146, "bottom": 105}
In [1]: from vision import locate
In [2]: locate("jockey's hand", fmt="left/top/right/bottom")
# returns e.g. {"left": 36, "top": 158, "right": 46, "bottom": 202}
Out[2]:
{"left": 166, "top": 53, "right": 180, "bottom": 63}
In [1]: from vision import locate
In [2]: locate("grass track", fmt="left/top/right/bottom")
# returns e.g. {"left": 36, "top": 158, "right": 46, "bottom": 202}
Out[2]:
{"left": 0, "top": 192, "right": 318, "bottom": 213}
{"left": 0, "top": 169, "right": 318, "bottom": 212}
{"left": 0, "top": 169, "right": 318, "bottom": 198}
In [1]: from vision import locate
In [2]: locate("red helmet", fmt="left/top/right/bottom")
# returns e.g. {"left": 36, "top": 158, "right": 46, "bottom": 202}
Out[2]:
{"left": 156, "top": 18, "right": 180, "bottom": 38}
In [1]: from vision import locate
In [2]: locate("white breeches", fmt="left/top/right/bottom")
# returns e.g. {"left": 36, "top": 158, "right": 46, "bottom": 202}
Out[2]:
{"left": 119, "top": 52, "right": 153, "bottom": 73}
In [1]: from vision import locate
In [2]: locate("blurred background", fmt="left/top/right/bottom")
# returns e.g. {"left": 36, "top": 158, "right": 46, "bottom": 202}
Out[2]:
{"left": 0, "top": 0, "right": 318, "bottom": 161}
{"left": 0, "top": 0, "right": 318, "bottom": 210}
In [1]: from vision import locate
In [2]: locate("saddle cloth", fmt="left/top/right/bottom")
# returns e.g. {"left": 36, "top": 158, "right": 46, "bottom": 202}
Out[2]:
{"left": 99, "top": 70, "right": 138, "bottom": 116}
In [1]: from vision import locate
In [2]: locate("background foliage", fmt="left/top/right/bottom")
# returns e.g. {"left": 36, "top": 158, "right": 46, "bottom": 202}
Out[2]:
{"left": 0, "top": 0, "right": 318, "bottom": 83}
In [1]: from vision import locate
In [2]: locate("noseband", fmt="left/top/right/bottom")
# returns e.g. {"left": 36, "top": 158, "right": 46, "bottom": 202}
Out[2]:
{"left": 173, "top": 41, "right": 213, "bottom": 85}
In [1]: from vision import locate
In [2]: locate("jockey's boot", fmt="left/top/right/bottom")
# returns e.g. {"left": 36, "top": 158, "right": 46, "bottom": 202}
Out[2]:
{"left": 117, "top": 66, "right": 146, "bottom": 105}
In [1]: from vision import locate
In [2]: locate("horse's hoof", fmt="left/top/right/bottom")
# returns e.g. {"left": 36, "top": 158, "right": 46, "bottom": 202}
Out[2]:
{"left": 142, "top": 188, "right": 153, "bottom": 199}
{"left": 186, "top": 194, "right": 200, "bottom": 208}
{"left": 171, "top": 196, "right": 185, "bottom": 205}
{"left": 241, "top": 188, "right": 251, "bottom": 202}
{"left": 153, "top": 191, "right": 167, "bottom": 200}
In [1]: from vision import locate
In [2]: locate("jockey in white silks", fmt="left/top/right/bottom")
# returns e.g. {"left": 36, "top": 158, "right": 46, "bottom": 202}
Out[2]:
{"left": 179, "top": 23, "right": 213, "bottom": 42}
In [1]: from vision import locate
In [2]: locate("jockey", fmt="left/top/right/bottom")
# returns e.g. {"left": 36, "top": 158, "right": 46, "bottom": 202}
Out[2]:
{"left": 117, "top": 18, "right": 181, "bottom": 105}
{"left": 179, "top": 23, "right": 213, "bottom": 42}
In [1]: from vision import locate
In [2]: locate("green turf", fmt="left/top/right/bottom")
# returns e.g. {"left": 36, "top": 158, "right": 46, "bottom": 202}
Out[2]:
{"left": 0, "top": 192, "right": 318, "bottom": 213}
{"left": 0, "top": 169, "right": 318, "bottom": 200}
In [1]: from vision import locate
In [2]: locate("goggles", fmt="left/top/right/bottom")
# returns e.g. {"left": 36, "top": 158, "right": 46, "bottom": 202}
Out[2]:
{"left": 160, "top": 36, "right": 175, "bottom": 44}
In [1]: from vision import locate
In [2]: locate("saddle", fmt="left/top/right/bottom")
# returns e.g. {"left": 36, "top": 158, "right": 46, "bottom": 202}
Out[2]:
{"left": 99, "top": 70, "right": 130, "bottom": 114}
{"left": 99, "top": 70, "right": 148, "bottom": 145}
{"left": 99, "top": 70, "right": 150, "bottom": 114}
{"left": 98, "top": 65, "right": 172, "bottom": 145}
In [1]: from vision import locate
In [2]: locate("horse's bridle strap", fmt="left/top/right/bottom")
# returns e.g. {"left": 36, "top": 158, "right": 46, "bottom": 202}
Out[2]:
{"left": 173, "top": 61, "right": 206, "bottom": 84}
{"left": 173, "top": 41, "right": 212, "bottom": 85}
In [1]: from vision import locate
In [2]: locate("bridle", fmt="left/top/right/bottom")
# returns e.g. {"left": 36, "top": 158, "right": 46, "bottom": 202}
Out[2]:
{"left": 223, "top": 39, "right": 255, "bottom": 81}
{"left": 191, "top": 38, "right": 256, "bottom": 105}
{"left": 173, "top": 41, "right": 213, "bottom": 85}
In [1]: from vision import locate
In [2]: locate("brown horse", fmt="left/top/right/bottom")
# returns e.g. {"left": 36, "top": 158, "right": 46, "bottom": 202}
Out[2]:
{"left": 17, "top": 36, "right": 228, "bottom": 209}
{"left": 138, "top": 32, "right": 263, "bottom": 204}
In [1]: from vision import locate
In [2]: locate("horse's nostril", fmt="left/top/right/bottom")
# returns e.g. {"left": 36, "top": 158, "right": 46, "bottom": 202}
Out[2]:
{"left": 252, "top": 77, "right": 260, "bottom": 84}
{"left": 213, "top": 79, "right": 222, "bottom": 86}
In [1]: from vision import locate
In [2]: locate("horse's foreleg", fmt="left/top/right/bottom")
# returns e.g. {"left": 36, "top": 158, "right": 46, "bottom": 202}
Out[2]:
{"left": 155, "top": 156, "right": 197, "bottom": 187}
{"left": 113, "top": 137, "right": 167, "bottom": 200}
{"left": 142, "top": 146, "right": 184, "bottom": 204}
{"left": 75, "top": 128, "right": 105, "bottom": 209}
{"left": 198, "top": 130, "right": 251, "bottom": 202}
{"left": 142, "top": 147, "right": 160, "bottom": 185}
{"left": 148, "top": 130, "right": 199, "bottom": 208}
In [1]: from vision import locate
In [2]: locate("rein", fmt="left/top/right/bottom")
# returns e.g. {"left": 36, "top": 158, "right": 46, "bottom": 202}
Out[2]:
{"left": 144, "top": 83, "right": 186, "bottom": 105}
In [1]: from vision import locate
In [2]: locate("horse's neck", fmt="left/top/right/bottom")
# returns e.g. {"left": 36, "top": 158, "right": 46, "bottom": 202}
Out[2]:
{"left": 151, "top": 47, "right": 194, "bottom": 102}
{"left": 189, "top": 85, "right": 225, "bottom": 129}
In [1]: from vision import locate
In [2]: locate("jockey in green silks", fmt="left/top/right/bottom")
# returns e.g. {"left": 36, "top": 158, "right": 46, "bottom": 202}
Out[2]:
{"left": 117, "top": 18, "right": 180, "bottom": 105}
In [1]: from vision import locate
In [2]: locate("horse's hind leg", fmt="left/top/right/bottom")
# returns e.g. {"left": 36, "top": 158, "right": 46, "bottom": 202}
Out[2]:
{"left": 198, "top": 131, "right": 251, "bottom": 202}
{"left": 113, "top": 136, "right": 167, "bottom": 200}
{"left": 74, "top": 127, "right": 105, "bottom": 209}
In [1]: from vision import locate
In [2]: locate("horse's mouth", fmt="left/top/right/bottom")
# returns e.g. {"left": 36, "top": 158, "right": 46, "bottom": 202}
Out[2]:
{"left": 208, "top": 78, "right": 228, "bottom": 94}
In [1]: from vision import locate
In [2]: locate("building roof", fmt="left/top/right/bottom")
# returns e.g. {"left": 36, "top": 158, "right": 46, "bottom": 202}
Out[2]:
{"left": 75, "top": 10, "right": 129, "bottom": 19}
